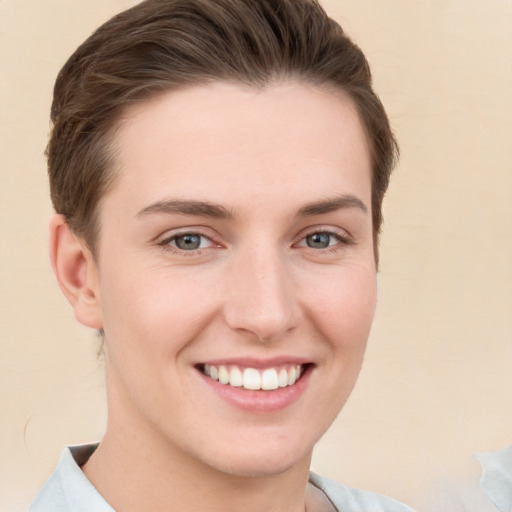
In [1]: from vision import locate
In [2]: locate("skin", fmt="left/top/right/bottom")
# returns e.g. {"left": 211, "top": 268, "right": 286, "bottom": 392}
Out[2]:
{"left": 50, "top": 81, "right": 376, "bottom": 512}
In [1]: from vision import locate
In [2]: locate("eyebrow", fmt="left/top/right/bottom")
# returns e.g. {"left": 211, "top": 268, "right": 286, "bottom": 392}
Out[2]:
{"left": 136, "top": 194, "right": 367, "bottom": 220}
{"left": 296, "top": 195, "right": 368, "bottom": 217}
{"left": 136, "top": 199, "right": 235, "bottom": 219}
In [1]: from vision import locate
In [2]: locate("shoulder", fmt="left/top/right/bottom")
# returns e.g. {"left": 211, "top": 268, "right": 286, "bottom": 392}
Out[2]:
{"left": 309, "top": 472, "right": 416, "bottom": 512}
{"left": 29, "top": 445, "right": 114, "bottom": 512}
{"left": 29, "top": 462, "right": 67, "bottom": 512}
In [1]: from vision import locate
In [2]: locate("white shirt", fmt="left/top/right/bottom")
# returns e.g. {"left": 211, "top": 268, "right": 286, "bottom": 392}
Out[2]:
{"left": 30, "top": 444, "right": 416, "bottom": 512}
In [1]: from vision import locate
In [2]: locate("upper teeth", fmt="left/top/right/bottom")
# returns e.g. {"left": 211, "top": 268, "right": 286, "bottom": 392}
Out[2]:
{"left": 203, "top": 364, "right": 303, "bottom": 390}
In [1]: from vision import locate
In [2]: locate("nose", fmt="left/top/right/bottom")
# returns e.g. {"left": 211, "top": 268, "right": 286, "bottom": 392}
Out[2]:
{"left": 223, "top": 245, "right": 300, "bottom": 342}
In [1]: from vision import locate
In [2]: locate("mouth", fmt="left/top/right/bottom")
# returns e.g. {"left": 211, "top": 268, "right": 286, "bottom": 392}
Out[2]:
{"left": 197, "top": 363, "right": 308, "bottom": 391}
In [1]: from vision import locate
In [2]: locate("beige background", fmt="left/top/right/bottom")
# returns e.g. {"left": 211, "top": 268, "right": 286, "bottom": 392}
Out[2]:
{"left": 1, "top": 1, "right": 511, "bottom": 511}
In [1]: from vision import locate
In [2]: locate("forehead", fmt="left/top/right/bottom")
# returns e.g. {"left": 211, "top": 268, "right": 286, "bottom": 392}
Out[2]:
{"left": 107, "top": 81, "right": 371, "bottom": 214}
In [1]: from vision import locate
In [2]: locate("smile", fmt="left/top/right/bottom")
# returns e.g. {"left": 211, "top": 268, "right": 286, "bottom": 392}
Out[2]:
{"left": 200, "top": 364, "right": 304, "bottom": 391}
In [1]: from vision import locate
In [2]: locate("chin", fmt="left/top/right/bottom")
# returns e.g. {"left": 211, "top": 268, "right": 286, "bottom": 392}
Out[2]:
{"left": 212, "top": 452, "right": 308, "bottom": 479}
{"left": 198, "top": 431, "right": 316, "bottom": 479}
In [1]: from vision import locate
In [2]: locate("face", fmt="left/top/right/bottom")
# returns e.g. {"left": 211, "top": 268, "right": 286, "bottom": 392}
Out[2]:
{"left": 90, "top": 81, "right": 376, "bottom": 477}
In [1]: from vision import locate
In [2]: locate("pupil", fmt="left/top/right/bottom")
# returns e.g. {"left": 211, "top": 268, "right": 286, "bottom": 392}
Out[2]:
{"left": 307, "top": 233, "right": 330, "bottom": 248}
{"left": 176, "top": 234, "right": 201, "bottom": 250}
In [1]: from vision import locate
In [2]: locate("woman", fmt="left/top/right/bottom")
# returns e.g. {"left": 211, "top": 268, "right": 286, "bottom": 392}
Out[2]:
{"left": 30, "top": 0, "right": 414, "bottom": 510}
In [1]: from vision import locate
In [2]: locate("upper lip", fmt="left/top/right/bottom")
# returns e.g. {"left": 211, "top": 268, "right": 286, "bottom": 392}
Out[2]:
{"left": 195, "top": 356, "right": 312, "bottom": 369}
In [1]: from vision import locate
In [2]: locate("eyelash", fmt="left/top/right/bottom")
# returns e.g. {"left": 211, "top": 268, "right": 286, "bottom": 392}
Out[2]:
{"left": 158, "top": 228, "right": 353, "bottom": 255}
{"left": 295, "top": 229, "right": 353, "bottom": 252}
{"left": 159, "top": 230, "right": 215, "bottom": 254}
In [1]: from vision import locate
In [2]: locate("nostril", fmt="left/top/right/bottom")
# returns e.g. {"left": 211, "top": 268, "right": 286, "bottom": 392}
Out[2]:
{"left": 224, "top": 303, "right": 300, "bottom": 343}
{"left": 224, "top": 252, "right": 300, "bottom": 340}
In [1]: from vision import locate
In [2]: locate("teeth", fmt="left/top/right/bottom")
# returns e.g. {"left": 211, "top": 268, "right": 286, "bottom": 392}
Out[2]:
{"left": 229, "top": 366, "right": 243, "bottom": 387}
{"left": 278, "top": 369, "right": 288, "bottom": 388}
{"left": 201, "top": 364, "right": 304, "bottom": 391}
{"left": 261, "top": 369, "right": 278, "bottom": 390}
{"left": 287, "top": 366, "right": 297, "bottom": 386}
{"left": 218, "top": 365, "right": 229, "bottom": 384}
{"left": 243, "top": 368, "right": 261, "bottom": 390}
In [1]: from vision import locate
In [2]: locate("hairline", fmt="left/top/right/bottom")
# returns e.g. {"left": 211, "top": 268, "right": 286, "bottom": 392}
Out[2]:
{"left": 84, "top": 77, "right": 377, "bottom": 257}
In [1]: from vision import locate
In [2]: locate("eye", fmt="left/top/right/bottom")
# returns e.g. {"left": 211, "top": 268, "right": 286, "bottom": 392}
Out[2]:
{"left": 304, "top": 232, "right": 336, "bottom": 249}
{"left": 296, "top": 230, "right": 350, "bottom": 250}
{"left": 163, "top": 232, "right": 213, "bottom": 251}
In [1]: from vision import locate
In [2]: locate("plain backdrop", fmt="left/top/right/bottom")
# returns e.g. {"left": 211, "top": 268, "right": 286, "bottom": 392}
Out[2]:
{"left": 1, "top": 1, "right": 511, "bottom": 511}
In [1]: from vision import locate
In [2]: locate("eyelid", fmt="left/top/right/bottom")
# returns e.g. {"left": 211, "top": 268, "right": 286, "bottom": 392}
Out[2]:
{"left": 293, "top": 227, "right": 355, "bottom": 254}
{"left": 295, "top": 226, "right": 353, "bottom": 243}
{"left": 157, "top": 226, "right": 222, "bottom": 252}
{"left": 155, "top": 225, "right": 353, "bottom": 254}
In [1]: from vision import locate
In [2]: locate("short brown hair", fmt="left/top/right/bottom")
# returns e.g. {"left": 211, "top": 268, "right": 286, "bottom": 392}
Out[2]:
{"left": 48, "top": 0, "right": 398, "bottom": 262}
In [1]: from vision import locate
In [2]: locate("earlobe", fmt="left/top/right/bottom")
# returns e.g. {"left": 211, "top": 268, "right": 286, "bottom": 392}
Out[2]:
{"left": 49, "top": 214, "right": 103, "bottom": 329}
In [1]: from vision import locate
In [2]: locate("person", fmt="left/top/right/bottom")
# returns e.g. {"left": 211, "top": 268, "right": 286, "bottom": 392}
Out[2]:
{"left": 29, "top": 0, "right": 414, "bottom": 510}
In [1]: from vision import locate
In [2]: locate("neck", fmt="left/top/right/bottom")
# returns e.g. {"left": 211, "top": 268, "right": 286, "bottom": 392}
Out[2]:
{"left": 83, "top": 417, "right": 313, "bottom": 512}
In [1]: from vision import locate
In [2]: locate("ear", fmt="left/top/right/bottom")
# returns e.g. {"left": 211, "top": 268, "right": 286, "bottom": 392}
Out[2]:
{"left": 49, "top": 214, "right": 103, "bottom": 329}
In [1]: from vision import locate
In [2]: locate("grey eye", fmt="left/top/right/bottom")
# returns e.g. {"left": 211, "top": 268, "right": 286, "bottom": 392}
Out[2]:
{"left": 305, "top": 232, "right": 333, "bottom": 249}
{"left": 174, "top": 234, "right": 202, "bottom": 250}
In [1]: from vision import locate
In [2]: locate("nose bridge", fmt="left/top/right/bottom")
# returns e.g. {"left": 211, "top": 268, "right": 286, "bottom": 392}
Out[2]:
{"left": 224, "top": 242, "right": 299, "bottom": 341}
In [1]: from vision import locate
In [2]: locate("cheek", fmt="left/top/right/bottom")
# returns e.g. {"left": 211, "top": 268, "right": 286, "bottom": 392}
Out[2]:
{"left": 311, "top": 268, "right": 376, "bottom": 417}
{"left": 309, "top": 266, "right": 377, "bottom": 349}
{"left": 98, "top": 264, "right": 219, "bottom": 354}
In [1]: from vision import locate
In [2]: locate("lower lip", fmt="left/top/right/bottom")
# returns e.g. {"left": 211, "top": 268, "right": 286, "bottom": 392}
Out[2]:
{"left": 198, "top": 366, "right": 312, "bottom": 413}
